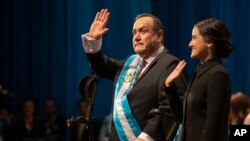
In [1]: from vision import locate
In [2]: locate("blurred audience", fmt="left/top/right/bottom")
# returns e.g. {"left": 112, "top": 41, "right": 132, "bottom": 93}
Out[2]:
{"left": 70, "top": 97, "right": 101, "bottom": 141}
{"left": 42, "top": 98, "right": 66, "bottom": 141}
{"left": 98, "top": 114, "right": 111, "bottom": 141}
{"left": 244, "top": 113, "right": 250, "bottom": 125}
{"left": 13, "top": 98, "right": 44, "bottom": 141}
{"left": 0, "top": 102, "right": 15, "bottom": 141}
{"left": 229, "top": 92, "right": 250, "bottom": 124}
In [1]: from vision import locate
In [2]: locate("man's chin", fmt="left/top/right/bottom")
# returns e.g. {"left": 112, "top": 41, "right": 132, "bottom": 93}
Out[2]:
{"left": 190, "top": 54, "right": 197, "bottom": 59}
{"left": 135, "top": 49, "right": 143, "bottom": 54}
{"left": 135, "top": 51, "right": 144, "bottom": 57}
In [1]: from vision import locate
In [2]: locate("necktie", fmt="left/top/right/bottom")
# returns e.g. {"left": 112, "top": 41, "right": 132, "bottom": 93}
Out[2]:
{"left": 136, "top": 59, "right": 147, "bottom": 79}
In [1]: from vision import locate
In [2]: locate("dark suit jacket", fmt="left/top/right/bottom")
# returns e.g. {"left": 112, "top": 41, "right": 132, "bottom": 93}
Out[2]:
{"left": 86, "top": 50, "right": 188, "bottom": 141}
{"left": 179, "top": 58, "right": 231, "bottom": 141}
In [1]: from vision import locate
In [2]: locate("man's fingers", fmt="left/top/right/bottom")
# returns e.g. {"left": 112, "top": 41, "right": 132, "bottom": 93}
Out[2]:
{"left": 94, "top": 9, "right": 109, "bottom": 23}
{"left": 103, "top": 12, "right": 110, "bottom": 26}
{"left": 99, "top": 9, "right": 107, "bottom": 21}
{"left": 101, "top": 28, "right": 109, "bottom": 35}
{"left": 98, "top": 9, "right": 104, "bottom": 20}
{"left": 94, "top": 12, "right": 100, "bottom": 21}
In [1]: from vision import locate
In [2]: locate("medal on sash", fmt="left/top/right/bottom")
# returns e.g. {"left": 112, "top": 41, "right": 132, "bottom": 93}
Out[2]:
{"left": 123, "top": 73, "right": 133, "bottom": 83}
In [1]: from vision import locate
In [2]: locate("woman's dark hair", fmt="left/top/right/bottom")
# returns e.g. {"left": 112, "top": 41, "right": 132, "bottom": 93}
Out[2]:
{"left": 195, "top": 18, "right": 233, "bottom": 58}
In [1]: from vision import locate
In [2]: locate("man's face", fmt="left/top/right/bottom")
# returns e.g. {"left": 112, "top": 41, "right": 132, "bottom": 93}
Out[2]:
{"left": 132, "top": 17, "right": 162, "bottom": 59}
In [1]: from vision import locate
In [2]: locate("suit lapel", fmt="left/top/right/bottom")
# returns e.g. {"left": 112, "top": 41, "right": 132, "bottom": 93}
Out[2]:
{"left": 196, "top": 58, "right": 222, "bottom": 78}
{"left": 134, "top": 50, "right": 168, "bottom": 85}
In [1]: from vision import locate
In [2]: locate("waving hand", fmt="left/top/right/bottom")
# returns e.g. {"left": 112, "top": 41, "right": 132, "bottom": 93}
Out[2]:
{"left": 89, "top": 9, "right": 110, "bottom": 40}
{"left": 165, "top": 60, "right": 187, "bottom": 87}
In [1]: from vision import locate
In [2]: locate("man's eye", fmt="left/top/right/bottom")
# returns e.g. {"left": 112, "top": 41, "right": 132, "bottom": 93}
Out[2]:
{"left": 141, "top": 29, "right": 147, "bottom": 33}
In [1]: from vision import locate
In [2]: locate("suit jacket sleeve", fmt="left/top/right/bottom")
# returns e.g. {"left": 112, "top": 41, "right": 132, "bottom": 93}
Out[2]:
{"left": 86, "top": 51, "right": 124, "bottom": 80}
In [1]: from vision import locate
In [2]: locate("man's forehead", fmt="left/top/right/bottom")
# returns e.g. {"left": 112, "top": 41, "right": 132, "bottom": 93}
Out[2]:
{"left": 133, "top": 17, "right": 153, "bottom": 29}
{"left": 135, "top": 17, "right": 153, "bottom": 24}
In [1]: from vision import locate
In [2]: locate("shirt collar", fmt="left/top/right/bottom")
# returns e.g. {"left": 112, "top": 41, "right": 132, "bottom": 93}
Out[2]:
{"left": 143, "top": 46, "right": 165, "bottom": 64}
{"left": 195, "top": 57, "right": 222, "bottom": 77}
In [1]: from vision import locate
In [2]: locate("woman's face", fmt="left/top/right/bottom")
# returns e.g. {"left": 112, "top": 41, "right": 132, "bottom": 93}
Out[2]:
{"left": 188, "top": 27, "right": 213, "bottom": 63}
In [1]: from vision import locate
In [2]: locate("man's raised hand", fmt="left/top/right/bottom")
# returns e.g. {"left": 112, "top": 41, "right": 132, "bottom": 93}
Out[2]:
{"left": 89, "top": 9, "right": 110, "bottom": 40}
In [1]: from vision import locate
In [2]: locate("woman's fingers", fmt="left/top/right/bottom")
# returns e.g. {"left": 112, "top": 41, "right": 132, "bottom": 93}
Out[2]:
{"left": 175, "top": 60, "right": 186, "bottom": 72}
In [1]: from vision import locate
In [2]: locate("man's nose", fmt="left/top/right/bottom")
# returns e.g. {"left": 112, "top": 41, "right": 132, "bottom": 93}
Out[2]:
{"left": 134, "top": 34, "right": 141, "bottom": 42}
{"left": 188, "top": 40, "right": 193, "bottom": 48}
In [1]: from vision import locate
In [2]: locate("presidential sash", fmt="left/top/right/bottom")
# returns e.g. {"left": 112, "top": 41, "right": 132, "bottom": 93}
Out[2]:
{"left": 113, "top": 54, "right": 143, "bottom": 141}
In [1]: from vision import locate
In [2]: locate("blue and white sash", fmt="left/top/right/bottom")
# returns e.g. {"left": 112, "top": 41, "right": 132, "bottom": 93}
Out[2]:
{"left": 113, "top": 54, "right": 143, "bottom": 141}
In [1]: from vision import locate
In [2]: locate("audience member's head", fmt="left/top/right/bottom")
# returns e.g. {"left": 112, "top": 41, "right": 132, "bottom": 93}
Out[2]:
{"left": 229, "top": 92, "right": 250, "bottom": 124}
{"left": 21, "top": 98, "right": 38, "bottom": 117}
{"left": 43, "top": 98, "right": 57, "bottom": 118}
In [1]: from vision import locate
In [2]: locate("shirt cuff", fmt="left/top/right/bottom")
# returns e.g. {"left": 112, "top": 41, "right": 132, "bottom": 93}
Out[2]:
{"left": 81, "top": 33, "right": 102, "bottom": 53}
{"left": 138, "top": 132, "right": 154, "bottom": 141}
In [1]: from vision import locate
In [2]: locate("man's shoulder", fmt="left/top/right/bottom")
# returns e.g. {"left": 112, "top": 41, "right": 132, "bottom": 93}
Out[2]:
{"left": 158, "top": 51, "right": 179, "bottom": 62}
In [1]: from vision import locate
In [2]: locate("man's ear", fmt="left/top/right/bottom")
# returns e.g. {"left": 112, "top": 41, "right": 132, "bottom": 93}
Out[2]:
{"left": 157, "top": 30, "right": 163, "bottom": 42}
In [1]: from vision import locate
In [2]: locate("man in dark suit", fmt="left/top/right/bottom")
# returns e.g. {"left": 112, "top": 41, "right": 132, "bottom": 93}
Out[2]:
{"left": 81, "top": 9, "right": 188, "bottom": 141}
